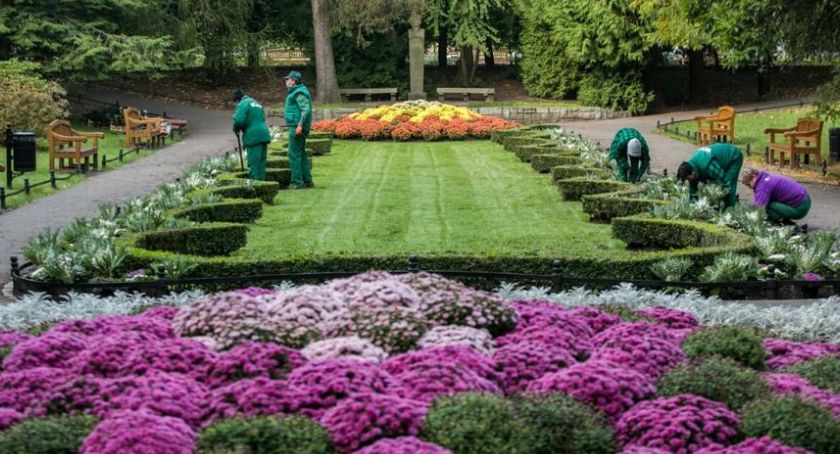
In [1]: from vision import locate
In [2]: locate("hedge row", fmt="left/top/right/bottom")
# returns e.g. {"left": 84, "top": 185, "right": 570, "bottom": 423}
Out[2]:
{"left": 491, "top": 125, "right": 554, "bottom": 144}
{"left": 551, "top": 165, "right": 613, "bottom": 182}
{"left": 204, "top": 179, "right": 280, "bottom": 204}
{"left": 582, "top": 190, "right": 670, "bottom": 222}
{"left": 170, "top": 199, "right": 263, "bottom": 224}
{"left": 514, "top": 144, "right": 579, "bottom": 163}
{"left": 612, "top": 214, "right": 752, "bottom": 251}
{"left": 223, "top": 169, "right": 291, "bottom": 188}
{"left": 531, "top": 154, "right": 584, "bottom": 173}
{"left": 555, "top": 177, "right": 630, "bottom": 201}
{"left": 502, "top": 134, "right": 552, "bottom": 152}
{"left": 267, "top": 158, "right": 289, "bottom": 169}
{"left": 131, "top": 222, "right": 249, "bottom": 257}
{"left": 307, "top": 138, "right": 332, "bottom": 156}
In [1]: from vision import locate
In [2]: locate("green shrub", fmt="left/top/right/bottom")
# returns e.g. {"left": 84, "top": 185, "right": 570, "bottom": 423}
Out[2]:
{"left": 599, "top": 304, "right": 654, "bottom": 323}
{"left": 513, "top": 393, "right": 617, "bottom": 454}
{"left": 267, "top": 158, "right": 290, "bottom": 169}
{"left": 309, "top": 131, "right": 334, "bottom": 140}
{"left": 611, "top": 215, "right": 749, "bottom": 250}
{"left": 740, "top": 395, "right": 840, "bottom": 454}
{"left": 268, "top": 141, "right": 288, "bottom": 151}
{"left": 502, "top": 134, "right": 552, "bottom": 152}
{"left": 513, "top": 144, "right": 574, "bottom": 163}
{"left": 788, "top": 356, "right": 840, "bottom": 393}
{"left": 650, "top": 256, "right": 694, "bottom": 282}
{"left": 555, "top": 178, "right": 630, "bottom": 201}
{"left": 421, "top": 393, "right": 526, "bottom": 454}
{"left": 582, "top": 192, "right": 670, "bottom": 222}
{"left": 657, "top": 357, "right": 770, "bottom": 411}
{"left": 306, "top": 138, "right": 332, "bottom": 156}
{"left": 197, "top": 416, "right": 334, "bottom": 454}
{"left": 0, "top": 60, "right": 68, "bottom": 135}
{"left": 520, "top": 26, "right": 581, "bottom": 100}
{"left": 209, "top": 180, "right": 280, "bottom": 204}
{"left": 491, "top": 128, "right": 529, "bottom": 144}
{"left": 530, "top": 154, "right": 583, "bottom": 173}
{"left": 577, "top": 74, "right": 654, "bottom": 115}
{"left": 170, "top": 199, "right": 263, "bottom": 224}
{"left": 0, "top": 346, "right": 11, "bottom": 370}
{"left": 551, "top": 165, "right": 612, "bottom": 182}
{"left": 682, "top": 326, "right": 766, "bottom": 370}
{"left": 0, "top": 414, "right": 98, "bottom": 454}
{"left": 698, "top": 253, "right": 759, "bottom": 283}
{"left": 227, "top": 169, "right": 291, "bottom": 188}
{"left": 134, "top": 223, "right": 248, "bottom": 257}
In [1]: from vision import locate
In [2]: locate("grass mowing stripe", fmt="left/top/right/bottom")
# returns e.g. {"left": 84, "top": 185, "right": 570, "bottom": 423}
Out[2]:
{"left": 236, "top": 140, "right": 624, "bottom": 259}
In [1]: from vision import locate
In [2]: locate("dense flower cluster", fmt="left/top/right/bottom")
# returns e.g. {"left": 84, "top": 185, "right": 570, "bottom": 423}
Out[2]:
{"left": 1, "top": 273, "right": 839, "bottom": 453}
{"left": 528, "top": 359, "right": 656, "bottom": 422}
{"left": 763, "top": 338, "right": 840, "bottom": 370}
{"left": 312, "top": 101, "right": 518, "bottom": 141}
{"left": 616, "top": 395, "right": 740, "bottom": 452}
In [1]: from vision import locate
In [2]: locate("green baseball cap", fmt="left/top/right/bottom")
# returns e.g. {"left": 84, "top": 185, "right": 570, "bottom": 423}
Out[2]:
{"left": 284, "top": 70, "right": 303, "bottom": 82}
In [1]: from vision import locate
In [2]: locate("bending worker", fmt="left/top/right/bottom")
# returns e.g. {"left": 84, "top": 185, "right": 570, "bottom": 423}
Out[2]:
{"left": 741, "top": 168, "right": 811, "bottom": 225}
{"left": 232, "top": 89, "right": 271, "bottom": 181}
{"left": 284, "top": 70, "right": 314, "bottom": 189}
{"left": 608, "top": 128, "right": 650, "bottom": 182}
{"left": 677, "top": 143, "right": 744, "bottom": 208}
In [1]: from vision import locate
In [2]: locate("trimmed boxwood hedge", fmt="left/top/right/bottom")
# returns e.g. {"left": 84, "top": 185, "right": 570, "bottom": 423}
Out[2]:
{"left": 226, "top": 169, "right": 291, "bottom": 188}
{"left": 268, "top": 141, "right": 288, "bottom": 151}
{"left": 205, "top": 180, "right": 280, "bottom": 204}
{"left": 582, "top": 190, "right": 670, "bottom": 222}
{"left": 502, "top": 135, "right": 552, "bottom": 152}
{"left": 307, "top": 138, "right": 332, "bottom": 156}
{"left": 132, "top": 222, "right": 248, "bottom": 257}
{"left": 491, "top": 125, "right": 553, "bottom": 144}
{"left": 551, "top": 165, "right": 612, "bottom": 182}
{"left": 556, "top": 178, "right": 631, "bottom": 201}
{"left": 515, "top": 144, "right": 579, "bottom": 163}
{"left": 531, "top": 154, "right": 584, "bottom": 173}
{"left": 170, "top": 199, "right": 263, "bottom": 224}
{"left": 267, "top": 158, "right": 290, "bottom": 169}
{"left": 309, "top": 131, "right": 334, "bottom": 140}
{"left": 612, "top": 214, "right": 752, "bottom": 251}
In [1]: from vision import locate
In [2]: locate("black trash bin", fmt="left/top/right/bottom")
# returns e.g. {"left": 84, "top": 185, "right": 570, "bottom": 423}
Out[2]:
{"left": 11, "top": 131, "right": 37, "bottom": 172}
{"left": 830, "top": 127, "right": 840, "bottom": 162}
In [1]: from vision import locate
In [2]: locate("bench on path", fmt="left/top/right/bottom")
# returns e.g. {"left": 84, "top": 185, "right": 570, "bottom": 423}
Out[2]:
{"left": 695, "top": 106, "right": 735, "bottom": 145}
{"left": 437, "top": 87, "right": 495, "bottom": 102}
{"left": 765, "top": 117, "right": 824, "bottom": 168}
{"left": 339, "top": 88, "right": 397, "bottom": 102}
{"left": 46, "top": 120, "right": 103, "bottom": 173}
{"left": 124, "top": 107, "right": 163, "bottom": 150}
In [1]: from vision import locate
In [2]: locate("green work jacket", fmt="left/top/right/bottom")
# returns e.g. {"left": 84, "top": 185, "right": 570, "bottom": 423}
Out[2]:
{"left": 284, "top": 85, "right": 313, "bottom": 134}
{"left": 233, "top": 95, "right": 272, "bottom": 147}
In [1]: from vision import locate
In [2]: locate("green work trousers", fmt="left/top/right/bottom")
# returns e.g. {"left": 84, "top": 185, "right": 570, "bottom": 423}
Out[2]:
{"left": 617, "top": 157, "right": 644, "bottom": 183}
{"left": 722, "top": 151, "right": 744, "bottom": 208}
{"left": 767, "top": 194, "right": 811, "bottom": 223}
{"left": 288, "top": 130, "right": 312, "bottom": 187}
{"left": 246, "top": 144, "right": 267, "bottom": 181}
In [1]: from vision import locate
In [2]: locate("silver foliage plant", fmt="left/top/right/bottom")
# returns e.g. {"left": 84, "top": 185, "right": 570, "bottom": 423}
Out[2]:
{"left": 499, "top": 282, "right": 840, "bottom": 343}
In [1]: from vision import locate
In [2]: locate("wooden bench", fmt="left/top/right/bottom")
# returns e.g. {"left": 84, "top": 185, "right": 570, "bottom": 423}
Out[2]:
{"left": 765, "top": 118, "right": 824, "bottom": 168}
{"left": 339, "top": 88, "right": 397, "bottom": 102}
{"left": 695, "top": 106, "right": 735, "bottom": 145}
{"left": 46, "top": 120, "right": 103, "bottom": 173}
{"left": 124, "top": 106, "right": 162, "bottom": 150}
{"left": 437, "top": 87, "right": 495, "bottom": 102}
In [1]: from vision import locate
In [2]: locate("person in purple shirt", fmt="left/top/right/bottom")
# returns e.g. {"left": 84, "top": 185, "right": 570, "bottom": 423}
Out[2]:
{"left": 741, "top": 168, "right": 811, "bottom": 224}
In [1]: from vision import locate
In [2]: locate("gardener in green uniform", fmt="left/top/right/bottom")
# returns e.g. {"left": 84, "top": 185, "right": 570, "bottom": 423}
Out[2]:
{"left": 232, "top": 89, "right": 271, "bottom": 181}
{"left": 676, "top": 143, "right": 744, "bottom": 208}
{"left": 284, "top": 71, "right": 314, "bottom": 189}
{"left": 609, "top": 128, "right": 650, "bottom": 183}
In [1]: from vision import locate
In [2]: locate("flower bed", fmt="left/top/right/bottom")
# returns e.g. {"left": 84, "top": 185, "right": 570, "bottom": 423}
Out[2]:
{"left": 1, "top": 273, "right": 839, "bottom": 453}
{"left": 312, "top": 101, "right": 519, "bottom": 141}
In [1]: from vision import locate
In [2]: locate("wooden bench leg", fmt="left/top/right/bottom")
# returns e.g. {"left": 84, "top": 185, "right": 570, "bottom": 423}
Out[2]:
{"left": 438, "top": 95, "right": 444, "bottom": 102}
{"left": 463, "top": 93, "right": 469, "bottom": 102}
{"left": 487, "top": 95, "right": 494, "bottom": 102}
{"left": 364, "top": 94, "right": 372, "bottom": 102}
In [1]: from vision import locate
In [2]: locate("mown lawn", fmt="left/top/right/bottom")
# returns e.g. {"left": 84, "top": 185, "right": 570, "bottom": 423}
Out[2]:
{"left": 236, "top": 140, "right": 626, "bottom": 259}
{"left": 1, "top": 125, "right": 179, "bottom": 210}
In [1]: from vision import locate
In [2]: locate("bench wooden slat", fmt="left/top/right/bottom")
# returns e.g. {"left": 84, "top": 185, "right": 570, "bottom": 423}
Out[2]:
{"left": 436, "top": 87, "right": 495, "bottom": 102}
{"left": 339, "top": 88, "right": 398, "bottom": 102}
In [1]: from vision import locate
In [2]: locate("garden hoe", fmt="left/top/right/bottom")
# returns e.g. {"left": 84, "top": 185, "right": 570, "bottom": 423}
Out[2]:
{"left": 235, "top": 132, "right": 245, "bottom": 171}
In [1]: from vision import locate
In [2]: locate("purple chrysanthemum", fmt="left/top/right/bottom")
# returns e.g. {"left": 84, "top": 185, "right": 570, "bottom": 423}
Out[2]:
{"left": 353, "top": 436, "right": 452, "bottom": 454}
{"left": 206, "top": 341, "right": 306, "bottom": 388}
{"left": 320, "top": 393, "right": 428, "bottom": 453}
{"left": 763, "top": 339, "right": 840, "bottom": 370}
{"left": 80, "top": 409, "right": 196, "bottom": 454}
{"left": 492, "top": 341, "right": 576, "bottom": 393}
{"left": 694, "top": 436, "right": 814, "bottom": 454}
{"left": 635, "top": 307, "right": 699, "bottom": 329}
{"left": 3, "top": 332, "right": 88, "bottom": 371}
{"left": 382, "top": 346, "right": 498, "bottom": 383}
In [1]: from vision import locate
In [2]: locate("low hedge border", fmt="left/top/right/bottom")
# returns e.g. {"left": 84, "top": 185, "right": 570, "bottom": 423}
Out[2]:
{"left": 130, "top": 222, "right": 249, "bottom": 257}
{"left": 551, "top": 165, "right": 613, "bottom": 182}
{"left": 169, "top": 199, "right": 263, "bottom": 224}
{"left": 491, "top": 125, "right": 554, "bottom": 144}
{"left": 612, "top": 214, "right": 752, "bottom": 251}
{"left": 515, "top": 145, "right": 579, "bottom": 163}
{"left": 582, "top": 190, "right": 671, "bottom": 222}
{"left": 307, "top": 138, "right": 332, "bottom": 156}
{"left": 502, "top": 135, "right": 553, "bottom": 152}
{"left": 556, "top": 178, "right": 631, "bottom": 201}
{"left": 531, "top": 154, "right": 584, "bottom": 173}
{"left": 203, "top": 179, "right": 280, "bottom": 204}
{"left": 267, "top": 158, "right": 289, "bottom": 169}
{"left": 224, "top": 169, "right": 291, "bottom": 188}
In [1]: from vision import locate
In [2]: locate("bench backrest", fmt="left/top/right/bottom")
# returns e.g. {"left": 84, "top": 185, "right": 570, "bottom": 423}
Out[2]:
{"left": 339, "top": 88, "right": 397, "bottom": 95}
{"left": 716, "top": 106, "right": 735, "bottom": 120}
{"left": 796, "top": 117, "right": 823, "bottom": 147}
{"left": 437, "top": 87, "right": 495, "bottom": 94}
{"left": 46, "top": 120, "right": 74, "bottom": 148}
{"left": 124, "top": 107, "right": 141, "bottom": 124}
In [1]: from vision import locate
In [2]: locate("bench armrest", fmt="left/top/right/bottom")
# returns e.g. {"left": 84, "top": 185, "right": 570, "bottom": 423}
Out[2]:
{"left": 764, "top": 127, "right": 796, "bottom": 134}
{"left": 51, "top": 132, "right": 87, "bottom": 143}
{"left": 77, "top": 131, "right": 106, "bottom": 139}
{"left": 784, "top": 129, "right": 821, "bottom": 138}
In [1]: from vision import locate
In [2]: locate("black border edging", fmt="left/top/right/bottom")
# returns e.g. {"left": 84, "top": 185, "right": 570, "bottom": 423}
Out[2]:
{"left": 11, "top": 256, "right": 840, "bottom": 301}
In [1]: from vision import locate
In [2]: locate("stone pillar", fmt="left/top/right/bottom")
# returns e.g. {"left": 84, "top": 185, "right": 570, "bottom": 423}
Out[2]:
{"left": 408, "top": 12, "right": 426, "bottom": 100}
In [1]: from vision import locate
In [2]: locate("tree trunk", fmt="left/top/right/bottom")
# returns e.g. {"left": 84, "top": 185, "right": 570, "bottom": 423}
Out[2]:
{"left": 459, "top": 45, "right": 473, "bottom": 86}
{"left": 438, "top": 28, "right": 448, "bottom": 68}
{"left": 688, "top": 48, "right": 704, "bottom": 104}
{"left": 311, "top": 0, "right": 340, "bottom": 103}
{"left": 247, "top": 36, "right": 261, "bottom": 70}
{"left": 484, "top": 39, "right": 495, "bottom": 68}
{"left": 470, "top": 47, "right": 480, "bottom": 82}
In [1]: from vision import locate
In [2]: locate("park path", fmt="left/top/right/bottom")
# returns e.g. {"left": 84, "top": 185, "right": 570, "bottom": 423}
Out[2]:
{"left": 560, "top": 99, "right": 840, "bottom": 230}
{"left": 0, "top": 89, "right": 236, "bottom": 288}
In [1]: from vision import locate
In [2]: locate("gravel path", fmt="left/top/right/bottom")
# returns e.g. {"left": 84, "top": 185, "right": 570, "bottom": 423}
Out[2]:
{"left": 560, "top": 99, "right": 840, "bottom": 230}
{"left": 0, "top": 89, "right": 235, "bottom": 286}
